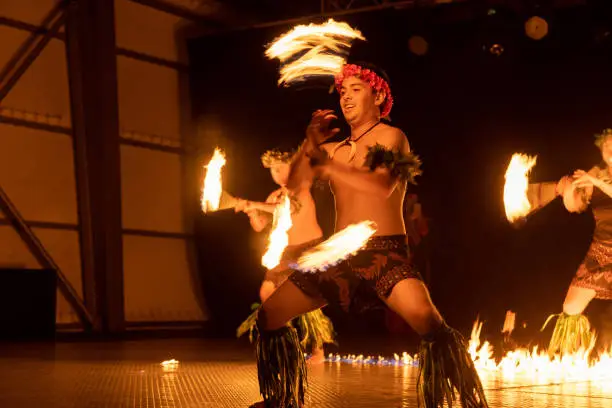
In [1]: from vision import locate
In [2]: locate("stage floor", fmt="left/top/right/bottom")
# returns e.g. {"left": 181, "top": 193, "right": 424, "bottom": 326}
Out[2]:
{"left": 0, "top": 338, "right": 610, "bottom": 407}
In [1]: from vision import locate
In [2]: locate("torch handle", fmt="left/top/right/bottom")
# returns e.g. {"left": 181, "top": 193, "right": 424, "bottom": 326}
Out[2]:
{"left": 512, "top": 181, "right": 559, "bottom": 226}
{"left": 202, "top": 191, "right": 240, "bottom": 213}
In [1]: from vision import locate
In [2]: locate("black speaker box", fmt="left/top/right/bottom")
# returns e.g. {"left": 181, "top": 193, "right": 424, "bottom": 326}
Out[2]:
{"left": 0, "top": 268, "right": 57, "bottom": 340}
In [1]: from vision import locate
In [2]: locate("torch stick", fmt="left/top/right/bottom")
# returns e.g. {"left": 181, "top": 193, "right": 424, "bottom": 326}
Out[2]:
{"left": 202, "top": 190, "right": 240, "bottom": 213}
{"left": 510, "top": 181, "right": 558, "bottom": 226}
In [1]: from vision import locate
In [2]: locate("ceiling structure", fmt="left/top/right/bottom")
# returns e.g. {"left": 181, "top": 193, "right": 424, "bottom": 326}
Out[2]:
{"left": 132, "top": 0, "right": 592, "bottom": 33}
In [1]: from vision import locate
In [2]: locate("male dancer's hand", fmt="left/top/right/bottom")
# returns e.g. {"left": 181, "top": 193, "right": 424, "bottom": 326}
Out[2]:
{"left": 306, "top": 109, "right": 339, "bottom": 147}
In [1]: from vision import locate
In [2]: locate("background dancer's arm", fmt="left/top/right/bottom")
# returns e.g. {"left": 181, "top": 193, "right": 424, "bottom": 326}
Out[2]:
{"left": 559, "top": 170, "right": 594, "bottom": 213}
{"left": 318, "top": 128, "right": 408, "bottom": 198}
{"left": 287, "top": 138, "right": 316, "bottom": 192}
{"left": 246, "top": 209, "right": 269, "bottom": 232}
{"left": 235, "top": 191, "right": 281, "bottom": 232}
{"left": 574, "top": 168, "right": 612, "bottom": 200}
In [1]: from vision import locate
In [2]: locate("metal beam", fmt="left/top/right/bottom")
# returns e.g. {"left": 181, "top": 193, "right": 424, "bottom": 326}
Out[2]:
{"left": 0, "top": 219, "right": 194, "bottom": 239}
{"left": 204, "top": 0, "right": 468, "bottom": 33}
{"left": 0, "top": 1, "right": 66, "bottom": 84}
{"left": 0, "top": 16, "right": 189, "bottom": 72}
{"left": 0, "top": 115, "right": 72, "bottom": 135}
{"left": 65, "top": 0, "right": 125, "bottom": 334}
{"left": 0, "top": 185, "right": 93, "bottom": 328}
{"left": 0, "top": 2, "right": 68, "bottom": 103}
{"left": 0, "top": 115, "right": 189, "bottom": 155}
{"left": 129, "top": 0, "right": 224, "bottom": 26}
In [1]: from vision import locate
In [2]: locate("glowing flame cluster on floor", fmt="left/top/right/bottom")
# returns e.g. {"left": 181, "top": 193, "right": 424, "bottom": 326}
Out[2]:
{"left": 325, "top": 352, "right": 418, "bottom": 367}
{"left": 160, "top": 359, "right": 179, "bottom": 372}
{"left": 262, "top": 195, "right": 293, "bottom": 269}
{"left": 503, "top": 153, "right": 537, "bottom": 222}
{"left": 467, "top": 319, "right": 612, "bottom": 381}
{"left": 293, "top": 221, "right": 377, "bottom": 272}
{"left": 322, "top": 318, "right": 612, "bottom": 382}
{"left": 265, "top": 19, "right": 365, "bottom": 86}
{"left": 201, "top": 148, "right": 226, "bottom": 212}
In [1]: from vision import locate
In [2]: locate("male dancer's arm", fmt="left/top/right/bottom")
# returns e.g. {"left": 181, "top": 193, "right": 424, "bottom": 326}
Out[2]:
{"left": 318, "top": 128, "right": 408, "bottom": 198}
{"left": 573, "top": 168, "right": 612, "bottom": 201}
{"left": 287, "top": 109, "right": 339, "bottom": 192}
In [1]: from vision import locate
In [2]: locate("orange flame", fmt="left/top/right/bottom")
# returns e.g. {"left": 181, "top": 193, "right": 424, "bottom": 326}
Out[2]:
{"left": 503, "top": 153, "right": 537, "bottom": 222}
{"left": 326, "top": 315, "right": 612, "bottom": 384}
{"left": 295, "top": 221, "right": 377, "bottom": 272}
{"left": 502, "top": 310, "right": 516, "bottom": 335}
{"left": 160, "top": 359, "right": 179, "bottom": 372}
{"left": 262, "top": 195, "right": 293, "bottom": 269}
{"left": 201, "top": 148, "right": 226, "bottom": 213}
{"left": 265, "top": 19, "right": 365, "bottom": 86}
{"left": 468, "top": 318, "right": 612, "bottom": 382}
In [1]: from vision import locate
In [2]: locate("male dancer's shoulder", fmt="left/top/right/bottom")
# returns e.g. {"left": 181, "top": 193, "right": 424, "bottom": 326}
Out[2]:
{"left": 375, "top": 124, "right": 410, "bottom": 152}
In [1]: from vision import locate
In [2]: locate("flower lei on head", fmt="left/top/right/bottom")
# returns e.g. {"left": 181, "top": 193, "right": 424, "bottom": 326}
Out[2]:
{"left": 261, "top": 149, "right": 294, "bottom": 168}
{"left": 334, "top": 64, "right": 394, "bottom": 118}
{"left": 594, "top": 128, "right": 612, "bottom": 149}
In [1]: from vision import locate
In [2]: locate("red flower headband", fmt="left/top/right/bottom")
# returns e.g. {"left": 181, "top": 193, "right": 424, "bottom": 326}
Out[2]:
{"left": 334, "top": 64, "right": 394, "bottom": 118}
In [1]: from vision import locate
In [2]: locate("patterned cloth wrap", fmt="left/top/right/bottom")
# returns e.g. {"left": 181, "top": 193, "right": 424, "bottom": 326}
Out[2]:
{"left": 289, "top": 235, "right": 423, "bottom": 311}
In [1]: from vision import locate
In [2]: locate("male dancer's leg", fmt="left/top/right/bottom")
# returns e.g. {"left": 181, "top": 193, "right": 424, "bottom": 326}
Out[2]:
{"left": 385, "top": 278, "right": 442, "bottom": 335}
{"left": 384, "top": 278, "right": 488, "bottom": 408}
{"left": 251, "top": 279, "right": 327, "bottom": 408}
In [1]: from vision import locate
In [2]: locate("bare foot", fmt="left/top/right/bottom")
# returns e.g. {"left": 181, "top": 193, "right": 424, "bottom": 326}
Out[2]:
{"left": 309, "top": 347, "right": 326, "bottom": 365}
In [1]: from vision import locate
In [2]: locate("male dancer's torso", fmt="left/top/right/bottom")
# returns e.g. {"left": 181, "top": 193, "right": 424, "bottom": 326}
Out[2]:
{"left": 321, "top": 126, "right": 408, "bottom": 237}
{"left": 268, "top": 187, "right": 322, "bottom": 246}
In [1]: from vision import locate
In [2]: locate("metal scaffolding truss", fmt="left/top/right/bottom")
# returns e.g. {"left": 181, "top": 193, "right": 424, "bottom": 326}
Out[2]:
{"left": 321, "top": 0, "right": 459, "bottom": 15}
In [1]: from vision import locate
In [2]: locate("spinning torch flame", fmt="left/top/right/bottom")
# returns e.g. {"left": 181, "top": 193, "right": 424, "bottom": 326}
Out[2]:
{"left": 262, "top": 195, "right": 293, "bottom": 269}
{"left": 265, "top": 19, "right": 365, "bottom": 86}
{"left": 201, "top": 148, "right": 226, "bottom": 213}
{"left": 295, "top": 221, "right": 377, "bottom": 273}
{"left": 503, "top": 153, "right": 537, "bottom": 222}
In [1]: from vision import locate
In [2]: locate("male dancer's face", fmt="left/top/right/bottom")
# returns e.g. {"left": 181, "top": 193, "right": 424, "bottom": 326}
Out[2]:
{"left": 270, "top": 163, "right": 290, "bottom": 186}
{"left": 339, "top": 76, "right": 384, "bottom": 127}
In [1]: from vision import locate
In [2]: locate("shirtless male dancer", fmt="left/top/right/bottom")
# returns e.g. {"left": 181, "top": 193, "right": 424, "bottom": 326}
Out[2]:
{"left": 235, "top": 148, "right": 334, "bottom": 363}
{"left": 249, "top": 63, "right": 488, "bottom": 408}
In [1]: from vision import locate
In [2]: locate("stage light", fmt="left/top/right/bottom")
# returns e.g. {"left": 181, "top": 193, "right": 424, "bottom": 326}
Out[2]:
{"left": 408, "top": 35, "right": 428, "bottom": 56}
{"left": 489, "top": 43, "right": 504, "bottom": 56}
{"left": 525, "top": 16, "right": 548, "bottom": 40}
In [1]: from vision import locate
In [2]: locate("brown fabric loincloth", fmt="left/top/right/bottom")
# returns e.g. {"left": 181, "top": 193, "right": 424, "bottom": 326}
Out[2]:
{"left": 264, "top": 237, "right": 323, "bottom": 288}
{"left": 288, "top": 235, "right": 423, "bottom": 312}
{"left": 571, "top": 240, "right": 612, "bottom": 300}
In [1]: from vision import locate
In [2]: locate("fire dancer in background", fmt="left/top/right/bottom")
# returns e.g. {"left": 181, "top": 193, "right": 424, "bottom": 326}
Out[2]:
{"left": 405, "top": 193, "right": 431, "bottom": 284}
{"left": 387, "top": 193, "right": 431, "bottom": 334}
{"left": 235, "top": 148, "right": 334, "bottom": 364}
{"left": 249, "top": 62, "right": 488, "bottom": 408}
{"left": 546, "top": 128, "right": 612, "bottom": 355}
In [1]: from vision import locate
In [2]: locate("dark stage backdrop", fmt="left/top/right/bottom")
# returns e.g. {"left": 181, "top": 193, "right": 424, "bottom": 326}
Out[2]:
{"left": 189, "top": 4, "right": 612, "bottom": 340}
